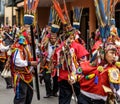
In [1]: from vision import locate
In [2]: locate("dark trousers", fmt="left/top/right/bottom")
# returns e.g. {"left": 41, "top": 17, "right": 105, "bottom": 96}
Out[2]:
{"left": 59, "top": 80, "right": 80, "bottom": 104}
{"left": 78, "top": 93, "right": 105, "bottom": 104}
{"left": 43, "top": 70, "right": 52, "bottom": 96}
{"left": 52, "top": 73, "right": 58, "bottom": 95}
{"left": 0, "top": 61, "right": 12, "bottom": 87}
{"left": 14, "top": 79, "right": 33, "bottom": 104}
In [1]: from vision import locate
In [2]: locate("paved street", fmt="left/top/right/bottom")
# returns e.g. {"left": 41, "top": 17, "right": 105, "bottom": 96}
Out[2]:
{"left": 0, "top": 76, "right": 58, "bottom": 104}
{"left": 0, "top": 76, "right": 75, "bottom": 104}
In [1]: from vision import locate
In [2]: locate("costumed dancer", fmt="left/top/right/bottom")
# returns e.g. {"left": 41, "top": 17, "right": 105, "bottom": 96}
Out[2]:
{"left": 52, "top": 30, "right": 89, "bottom": 104}
{"left": 9, "top": 35, "right": 38, "bottom": 104}
{"left": 39, "top": 6, "right": 61, "bottom": 98}
{"left": 51, "top": 1, "right": 89, "bottom": 104}
{"left": 0, "top": 37, "right": 13, "bottom": 89}
{"left": 77, "top": 39, "right": 120, "bottom": 104}
{"left": 40, "top": 31, "right": 58, "bottom": 98}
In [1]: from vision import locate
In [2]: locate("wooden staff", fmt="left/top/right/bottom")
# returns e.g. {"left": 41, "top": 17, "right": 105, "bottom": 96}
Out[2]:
{"left": 30, "top": 25, "right": 40, "bottom": 100}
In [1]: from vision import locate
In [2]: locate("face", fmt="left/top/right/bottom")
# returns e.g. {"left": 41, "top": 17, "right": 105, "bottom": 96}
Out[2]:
{"left": 105, "top": 50, "right": 116, "bottom": 64}
{"left": 50, "top": 34, "right": 57, "bottom": 45}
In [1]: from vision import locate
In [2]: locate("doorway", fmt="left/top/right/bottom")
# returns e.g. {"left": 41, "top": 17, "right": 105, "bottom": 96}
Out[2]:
{"left": 80, "top": 8, "right": 89, "bottom": 49}
{"left": 115, "top": 2, "right": 120, "bottom": 37}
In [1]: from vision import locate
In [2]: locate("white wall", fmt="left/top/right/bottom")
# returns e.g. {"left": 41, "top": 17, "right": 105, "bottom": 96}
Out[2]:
{"left": 4, "top": 6, "right": 17, "bottom": 26}
{"left": 0, "top": 0, "right": 5, "bottom": 15}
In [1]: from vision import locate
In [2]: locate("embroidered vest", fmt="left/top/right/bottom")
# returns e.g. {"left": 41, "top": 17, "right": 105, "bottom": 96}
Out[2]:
{"left": 12, "top": 46, "right": 33, "bottom": 84}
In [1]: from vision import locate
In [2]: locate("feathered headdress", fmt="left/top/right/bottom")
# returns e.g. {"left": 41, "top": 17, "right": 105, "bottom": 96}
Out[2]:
{"left": 24, "top": 0, "right": 40, "bottom": 25}
{"left": 52, "top": 0, "right": 72, "bottom": 32}
{"left": 94, "top": 0, "right": 110, "bottom": 41}
{"left": 48, "top": 6, "right": 61, "bottom": 33}
{"left": 72, "top": 7, "right": 83, "bottom": 29}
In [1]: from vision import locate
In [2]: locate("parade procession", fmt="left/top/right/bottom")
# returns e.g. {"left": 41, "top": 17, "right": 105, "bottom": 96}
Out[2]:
{"left": 0, "top": 0, "right": 120, "bottom": 104}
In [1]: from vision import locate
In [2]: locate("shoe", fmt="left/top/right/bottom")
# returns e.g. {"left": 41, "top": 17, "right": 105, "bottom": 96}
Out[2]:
{"left": 52, "top": 93, "right": 58, "bottom": 97}
{"left": 6, "top": 85, "right": 13, "bottom": 89}
{"left": 43, "top": 94, "right": 51, "bottom": 98}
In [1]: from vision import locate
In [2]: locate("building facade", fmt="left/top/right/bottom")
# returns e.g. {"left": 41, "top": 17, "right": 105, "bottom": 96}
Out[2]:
{"left": 0, "top": 0, "right": 6, "bottom": 27}
{"left": 5, "top": 0, "right": 120, "bottom": 40}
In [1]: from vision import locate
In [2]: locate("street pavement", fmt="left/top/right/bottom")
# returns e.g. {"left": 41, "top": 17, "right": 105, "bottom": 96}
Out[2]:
{"left": 0, "top": 76, "right": 75, "bottom": 104}
{"left": 0, "top": 76, "right": 58, "bottom": 104}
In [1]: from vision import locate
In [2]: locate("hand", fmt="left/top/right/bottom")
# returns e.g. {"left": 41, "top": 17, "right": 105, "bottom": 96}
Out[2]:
{"left": 68, "top": 78, "right": 76, "bottom": 85}
{"left": 30, "top": 61, "right": 38, "bottom": 66}
{"left": 68, "top": 74, "right": 77, "bottom": 85}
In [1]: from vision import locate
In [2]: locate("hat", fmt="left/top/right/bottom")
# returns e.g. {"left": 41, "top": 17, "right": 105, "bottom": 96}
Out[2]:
{"left": 48, "top": 7, "right": 60, "bottom": 33}
{"left": 105, "top": 43, "right": 117, "bottom": 53}
{"left": 24, "top": 14, "right": 34, "bottom": 25}
{"left": 91, "top": 42, "right": 117, "bottom": 65}
{"left": 51, "top": 24, "right": 60, "bottom": 33}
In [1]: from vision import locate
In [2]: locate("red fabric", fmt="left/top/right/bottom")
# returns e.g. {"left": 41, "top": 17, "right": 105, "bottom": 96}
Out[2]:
{"left": 80, "top": 62, "right": 112, "bottom": 96}
{"left": 70, "top": 41, "right": 89, "bottom": 59}
{"left": 80, "top": 75, "right": 107, "bottom": 96}
{"left": 92, "top": 40, "right": 102, "bottom": 52}
{"left": 58, "top": 70, "right": 69, "bottom": 81}
{"left": 80, "top": 61, "right": 97, "bottom": 75}
{"left": 22, "top": 31, "right": 28, "bottom": 37}
{"left": 22, "top": 31, "right": 30, "bottom": 44}
{"left": 52, "top": 41, "right": 89, "bottom": 81}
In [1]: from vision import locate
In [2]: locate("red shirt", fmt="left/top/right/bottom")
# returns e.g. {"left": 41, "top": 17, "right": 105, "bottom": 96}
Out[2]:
{"left": 52, "top": 41, "right": 89, "bottom": 81}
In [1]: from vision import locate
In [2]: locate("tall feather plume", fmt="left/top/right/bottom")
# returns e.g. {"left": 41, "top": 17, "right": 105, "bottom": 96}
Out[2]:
{"left": 24, "top": 0, "right": 27, "bottom": 13}
{"left": 94, "top": 0, "right": 107, "bottom": 27}
{"left": 63, "top": 0, "right": 70, "bottom": 25}
{"left": 51, "top": 7, "right": 61, "bottom": 25}
{"left": 110, "top": 0, "right": 118, "bottom": 18}
{"left": 73, "top": 7, "right": 83, "bottom": 23}
{"left": 28, "top": 0, "right": 31, "bottom": 10}
{"left": 52, "top": 0, "right": 67, "bottom": 25}
{"left": 48, "top": 7, "right": 53, "bottom": 25}
{"left": 34, "top": 0, "right": 40, "bottom": 11}
{"left": 31, "top": 0, "right": 40, "bottom": 12}
{"left": 32, "top": 0, "right": 35, "bottom": 10}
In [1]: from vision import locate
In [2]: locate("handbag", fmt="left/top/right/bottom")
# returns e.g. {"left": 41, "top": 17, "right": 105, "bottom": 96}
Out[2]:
{"left": 1, "top": 68, "right": 11, "bottom": 78}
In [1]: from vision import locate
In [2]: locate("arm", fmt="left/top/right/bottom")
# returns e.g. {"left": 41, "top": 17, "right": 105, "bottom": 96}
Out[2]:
{"left": 13, "top": 49, "right": 28, "bottom": 67}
